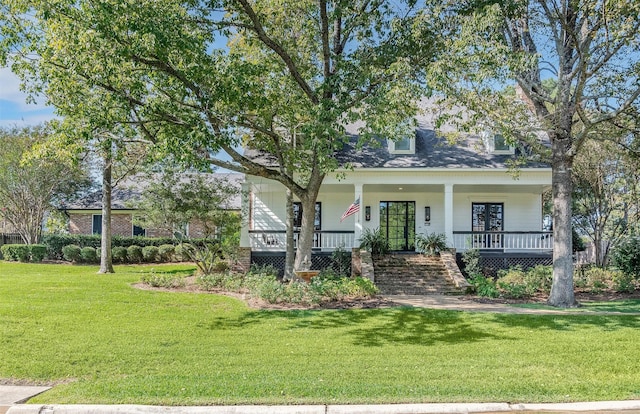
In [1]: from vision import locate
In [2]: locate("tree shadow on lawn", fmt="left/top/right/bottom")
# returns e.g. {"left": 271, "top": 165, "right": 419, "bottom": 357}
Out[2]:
{"left": 204, "top": 307, "right": 508, "bottom": 347}
{"left": 489, "top": 312, "right": 640, "bottom": 332}
{"left": 203, "top": 304, "right": 640, "bottom": 348}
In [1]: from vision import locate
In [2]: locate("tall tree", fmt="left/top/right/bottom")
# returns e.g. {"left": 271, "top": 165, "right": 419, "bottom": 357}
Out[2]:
{"left": 2, "top": 0, "right": 439, "bottom": 273}
{"left": 427, "top": 0, "right": 640, "bottom": 307}
{"left": 573, "top": 137, "right": 640, "bottom": 266}
{"left": 0, "top": 125, "right": 90, "bottom": 244}
{"left": 132, "top": 170, "right": 240, "bottom": 240}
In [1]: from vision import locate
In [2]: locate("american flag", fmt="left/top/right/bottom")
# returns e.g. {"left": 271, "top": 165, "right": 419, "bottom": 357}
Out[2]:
{"left": 340, "top": 197, "right": 360, "bottom": 222}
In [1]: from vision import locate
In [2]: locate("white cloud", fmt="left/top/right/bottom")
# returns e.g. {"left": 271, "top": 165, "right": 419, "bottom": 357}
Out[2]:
{"left": 0, "top": 67, "right": 55, "bottom": 125}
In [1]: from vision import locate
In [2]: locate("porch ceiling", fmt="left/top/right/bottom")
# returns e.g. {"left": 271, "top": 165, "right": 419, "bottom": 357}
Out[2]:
{"left": 326, "top": 183, "right": 550, "bottom": 194}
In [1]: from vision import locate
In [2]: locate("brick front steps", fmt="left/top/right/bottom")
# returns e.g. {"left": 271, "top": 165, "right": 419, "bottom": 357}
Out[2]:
{"left": 373, "top": 253, "right": 466, "bottom": 295}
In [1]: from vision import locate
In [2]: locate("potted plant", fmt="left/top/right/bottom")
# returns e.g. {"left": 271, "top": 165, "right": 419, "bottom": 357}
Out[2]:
{"left": 416, "top": 233, "right": 448, "bottom": 256}
{"left": 359, "top": 227, "right": 390, "bottom": 256}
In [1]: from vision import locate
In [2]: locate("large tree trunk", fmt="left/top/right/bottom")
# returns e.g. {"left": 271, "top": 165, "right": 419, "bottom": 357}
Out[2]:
{"left": 293, "top": 195, "right": 317, "bottom": 272}
{"left": 293, "top": 170, "right": 324, "bottom": 272}
{"left": 284, "top": 188, "right": 295, "bottom": 281}
{"left": 98, "top": 152, "right": 114, "bottom": 274}
{"left": 547, "top": 149, "right": 577, "bottom": 307}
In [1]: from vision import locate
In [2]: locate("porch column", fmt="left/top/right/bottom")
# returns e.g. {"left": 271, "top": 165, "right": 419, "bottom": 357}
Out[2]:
{"left": 240, "top": 182, "right": 251, "bottom": 248}
{"left": 354, "top": 183, "right": 363, "bottom": 248}
{"left": 444, "top": 184, "right": 454, "bottom": 246}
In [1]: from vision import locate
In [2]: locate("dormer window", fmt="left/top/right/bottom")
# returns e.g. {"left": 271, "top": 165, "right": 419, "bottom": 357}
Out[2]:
{"left": 483, "top": 132, "right": 515, "bottom": 155}
{"left": 388, "top": 137, "right": 415, "bottom": 154}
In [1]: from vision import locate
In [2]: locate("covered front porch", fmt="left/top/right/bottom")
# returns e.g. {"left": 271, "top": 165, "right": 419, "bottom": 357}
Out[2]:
{"left": 242, "top": 169, "right": 552, "bottom": 255}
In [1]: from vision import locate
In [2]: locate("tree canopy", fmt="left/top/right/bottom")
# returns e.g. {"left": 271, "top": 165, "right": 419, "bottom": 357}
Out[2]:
{"left": 0, "top": 125, "right": 90, "bottom": 244}
{"left": 2, "top": 0, "right": 440, "bottom": 271}
{"left": 426, "top": 0, "right": 640, "bottom": 307}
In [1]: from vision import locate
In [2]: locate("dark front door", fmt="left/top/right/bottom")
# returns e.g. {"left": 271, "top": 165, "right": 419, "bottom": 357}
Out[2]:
{"left": 380, "top": 201, "right": 415, "bottom": 251}
{"left": 472, "top": 202, "right": 504, "bottom": 248}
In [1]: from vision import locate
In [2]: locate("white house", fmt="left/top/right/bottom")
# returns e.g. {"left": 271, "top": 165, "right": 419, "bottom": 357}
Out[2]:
{"left": 240, "top": 113, "right": 552, "bottom": 273}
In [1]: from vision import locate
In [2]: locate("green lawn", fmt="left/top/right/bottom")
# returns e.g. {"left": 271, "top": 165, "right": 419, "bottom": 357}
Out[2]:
{"left": 1, "top": 261, "right": 640, "bottom": 405}
{"left": 514, "top": 300, "right": 640, "bottom": 313}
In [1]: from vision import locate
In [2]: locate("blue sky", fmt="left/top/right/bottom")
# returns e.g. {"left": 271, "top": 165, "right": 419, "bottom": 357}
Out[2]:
{"left": 0, "top": 67, "right": 55, "bottom": 127}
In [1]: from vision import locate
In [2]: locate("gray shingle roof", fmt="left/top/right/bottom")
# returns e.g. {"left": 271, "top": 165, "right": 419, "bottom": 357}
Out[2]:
{"left": 63, "top": 173, "right": 244, "bottom": 211}
{"left": 244, "top": 123, "right": 550, "bottom": 170}
{"left": 335, "top": 127, "right": 549, "bottom": 169}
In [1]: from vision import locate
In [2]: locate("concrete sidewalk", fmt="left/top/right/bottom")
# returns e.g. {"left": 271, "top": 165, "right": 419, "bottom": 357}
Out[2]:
{"left": 0, "top": 386, "right": 50, "bottom": 414}
{"left": 5, "top": 401, "right": 640, "bottom": 413}
{"left": 384, "top": 294, "right": 640, "bottom": 315}
{"left": 3, "top": 387, "right": 640, "bottom": 414}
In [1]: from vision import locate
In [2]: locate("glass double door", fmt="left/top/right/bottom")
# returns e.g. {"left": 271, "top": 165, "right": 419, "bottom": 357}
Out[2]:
{"left": 380, "top": 201, "right": 415, "bottom": 251}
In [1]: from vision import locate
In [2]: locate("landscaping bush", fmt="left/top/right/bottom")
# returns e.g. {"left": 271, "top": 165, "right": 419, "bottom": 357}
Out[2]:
{"left": 142, "top": 246, "right": 159, "bottom": 263}
{"left": 0, "top": 244, "right": 31, "bottom": 262}
{"left": 612, "top": 236, "right": 640, "bottom": 279}
{"left": 158, "top": 244, "right": 175, "bottom": 262}
{"left": 174, "top": 244, "right": 192, "bottom": 262}
{"left": 80, "top": 246, "right": 98, "bottom": 263}
{"left": 141, "top": 272, "right": 186, "bottom": 288}
{"left": 583, "top": 267, "right": 610, "bottom": 294}
{"left": 612, "top": 270, "right": 636, "bottom": 293}
{"left": 43, "top": 234, "right": 180, "bottom": 260}
{"left": 524, "top": 265, "right": 553, "bottom": 294}
{"left": 496, "top": 267, "right": 531, "bottom": 299}
{"left": 112, "top": 246, "right": 128, "bottom": 263}
{"left": 127, "top": 245, "right": 143, "bottom": 263}
{"left": 30, "top": 245, "right": 48, "bottom": 262}
{"left": 62, "top": 244, "right": 82, "bottom": 263}
{"left": 461, "top": 249, "right": 482, "bottom": 277}
{"left": 469, "top": 274, "right": 499, "bottom": 298}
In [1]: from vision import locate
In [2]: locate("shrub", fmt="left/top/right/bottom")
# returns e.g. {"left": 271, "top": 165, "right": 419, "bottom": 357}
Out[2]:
{"left": 29, "top": 245, "right": 47, "bottom": 262}
{"left": 174, "top": 244, "right": 192, "bottom": 262}
{"left": 525, "top": 265, "right": 553, "bottom": 294}
{"left": 158, "top": 244, "right": 175, "bottom": 262}
{"left": 469, "top": 274, "right": 499, "bottom": 298}
{"left": 141, "top": 272, "right": 186, "bottom": 288}
{"left": 583, "top": 267, "right": 610, "bottom": 294}
{"left": 461, "top": 249, "right": 482, "bottom": 277}
{"left": 359, "top": 227, "right": 389, "bottom": 256}
{"left": 612, "top": 270, "right": 636, "bottom": 293}
{"left": 497, "top": 267, "right": 531, "bottom": 299}
{"left": 197, "top": 272, "right": 245, "bottom": 291}
{"left": 43, "top": 234, "right": 179, "bottom": 260}
{"left": 127, "top": 245, "right": 143, "bottom": 263}
{"left": 62, "top": 244, "right": 82, "bottom": 263}
{"left": 416, "top": 233, "right": 448, "bottom": 256}
{"left": 142, "top": 246, "right": 159, "bottom": 263}
{"left": 612, "top": 236, "right": 640, "bottom": 279}
{"left": 0, "top": 244, "right": 31, "bottom": 262}
{"left": 112, "top": 246, "right": 128, "bottom": 263}
{"left": 80, "top": 246, "right": 98, "bottom": 263}
{"left": 245, "top": 272, "right": 285, "bottom": 304}
{"left": 331, "top": 245, "right": 352, "bottom": 277}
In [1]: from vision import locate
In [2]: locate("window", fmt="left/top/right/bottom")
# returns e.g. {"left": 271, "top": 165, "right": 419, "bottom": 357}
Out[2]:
{"left": 133, "top": 225, "right": 146, "bottom": 237}
{"left": 483, "top": 133, "right": 515, "bottom": 154}
{"left": 388, "top": 137, "right": 415, "bottom": 154}
{"left": 493, "top": 134, "right": 513, "bottom": 153}
{"left": 293, "top": 202, "right": 321, "bottom": 231}
{"left": 471, "top": 202, "right": 504, "bottom": 248}
{"left": 92, "top": 214, "right": 102, "bottom": 235}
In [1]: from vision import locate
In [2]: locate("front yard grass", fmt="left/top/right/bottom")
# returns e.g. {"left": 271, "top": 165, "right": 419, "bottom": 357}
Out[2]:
{"left": 1, "top": 261, "right": 640, "bottom": 405}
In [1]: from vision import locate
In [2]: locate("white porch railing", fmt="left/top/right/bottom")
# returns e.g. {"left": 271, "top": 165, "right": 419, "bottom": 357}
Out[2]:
{"left": 249, "top": 230, "right": 356, "bottom": 251}
{"left": 452, "top": 231, "right": 553, "bottom": 252}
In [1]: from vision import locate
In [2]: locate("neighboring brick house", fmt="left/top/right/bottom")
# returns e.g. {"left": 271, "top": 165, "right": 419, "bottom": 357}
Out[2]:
{"left": 63, "top": 173, "right": 243, "bottom": 238}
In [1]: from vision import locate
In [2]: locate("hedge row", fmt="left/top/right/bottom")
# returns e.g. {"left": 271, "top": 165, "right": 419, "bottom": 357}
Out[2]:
{"left": 43, "top": 234, "right": 210, "bottom": 260}
{"left": 61, "top": 244, "right": 191, "bottom": 264}
{"left": 1, "top": 244, "right": 48, "bottom": 262}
